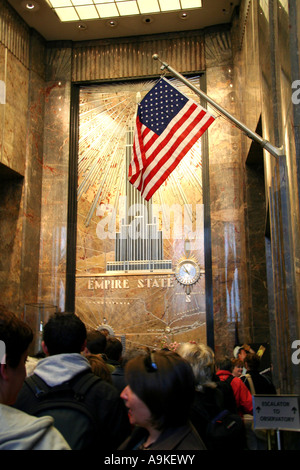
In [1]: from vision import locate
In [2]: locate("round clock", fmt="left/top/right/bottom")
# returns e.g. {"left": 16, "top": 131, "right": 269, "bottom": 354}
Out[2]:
{"left": 175, "top": 259, "right": 201, "bottom": 286}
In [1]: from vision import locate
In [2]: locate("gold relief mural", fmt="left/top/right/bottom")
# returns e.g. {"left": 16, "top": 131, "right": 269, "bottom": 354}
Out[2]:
{"left": 75, "top": 77, "right": 207, "bottom": 349}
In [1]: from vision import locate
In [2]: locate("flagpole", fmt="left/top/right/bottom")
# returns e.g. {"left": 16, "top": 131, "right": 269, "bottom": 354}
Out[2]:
{"left": 152, "top": 54, "right": 284, "bottom": 159}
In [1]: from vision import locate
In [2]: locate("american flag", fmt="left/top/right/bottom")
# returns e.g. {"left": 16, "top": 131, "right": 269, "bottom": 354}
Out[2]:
{"left": 128, "top": 77, "right": 215, "bottom": 201}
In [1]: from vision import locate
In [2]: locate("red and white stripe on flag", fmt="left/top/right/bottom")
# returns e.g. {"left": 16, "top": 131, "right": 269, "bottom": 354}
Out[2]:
{"left": 128, "top": 77, "right": 215, "bottom": 201}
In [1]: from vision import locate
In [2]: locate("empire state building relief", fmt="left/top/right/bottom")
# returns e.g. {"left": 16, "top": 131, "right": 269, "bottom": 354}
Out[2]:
{"left": 75, "top": 78, "right": 207, "bottom": 349}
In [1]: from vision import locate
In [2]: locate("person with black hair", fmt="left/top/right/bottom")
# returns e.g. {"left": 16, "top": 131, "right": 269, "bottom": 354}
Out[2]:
{"left": 84, "top": 329, "right": 115, "bottom": 372}
{"left": 14, "top": 312, "right": 130, "bottom": 450}
{"left": 0, "top": 306, "right": 70, "bottom": 450}
{"left": 111, "top": 347, "right": 147, "bottom": 394}
{"left": 85, "top": 329, "right": 107, "bottom": 355}
{"left": 105, "top": 336, "right": 123, "bottom": 370}
{"left": 242, "top": 353, "right": 276, "bottom": 395}
{"left": 118, "top": 349, "right": 206, "bottom": 450}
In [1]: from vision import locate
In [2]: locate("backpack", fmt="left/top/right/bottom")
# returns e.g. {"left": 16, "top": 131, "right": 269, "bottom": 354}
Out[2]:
{"left": 190, "top": 384, "right": 246, "bottom": 450}
{"left": 215, "top": 375, "right": 238, "bottom": 414}
{"left": 208, "top": 379, "right": 245, "bottom": 448}
{"left": 206, "top": 408, "right": 245, "bottom": 449}
{"left": 24, "top": 371, "right": 102, "bottom": 450}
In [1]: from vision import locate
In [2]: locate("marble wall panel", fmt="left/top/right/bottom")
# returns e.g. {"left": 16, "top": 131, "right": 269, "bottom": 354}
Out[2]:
{"left": 20, "top": 67, "right": 45, "bottom": 307}
{"left": 38, "top": 74, "right": 71, "bottom": 312}
{"left": 0, "top": 5, "right": 44, "bottom": 322}
{"left": 0, "top": 178, "right": 24, "bottom": 314}
{"left": 244, "top": 159, "right": 269, "bottom": 342}
{"left": 0, "top": 44, "right": 5, "bottom": 161}
{"left": 39, "top": 68, "right": 70, "bottom": 205}
{"left": 205, "top": 34, "right": 248, "bottom": 355}
{"left": 278, "top": 5, "right": 300, "bottom": 341}
{"left": 1, "top": 50, "right": 28, "bottom": 176}
{"left": 223, "top": 2, "right": 280, "bottom": 361}
{"left": 0, "top": 36, "right": 39, "bottom": 318}
{"left": 231, "top": 0, "right": 300, "bottom": 395}
{"left": 234, "top": 1, "right": 262, "bottom": 161}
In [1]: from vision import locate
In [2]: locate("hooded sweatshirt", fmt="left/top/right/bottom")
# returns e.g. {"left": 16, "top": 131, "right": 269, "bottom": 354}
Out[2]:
{"left": 14, "top": 352, "right": 132, "bottom": 450}
{"left": 33, "top": 353, "right": 91, "bottom": 387}
{"left": 0, "top": 404, "right": 70, "bottom": 450}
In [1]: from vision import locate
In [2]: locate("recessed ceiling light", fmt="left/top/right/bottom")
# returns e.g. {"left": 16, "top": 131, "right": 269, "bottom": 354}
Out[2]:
{"left": 21, "top": 0, "right": 40, "bottom": 12}
{"left": 142, "top": 16, "right": 153, "bottom": 24}
{"left": 106, "top": 19, "right": 118, "bottom": 27}
{"left": 78, "top": 23, "right": 87, "bottom": 30}
{"left": 179, "top": 12, "right": 189, "bottom": 19}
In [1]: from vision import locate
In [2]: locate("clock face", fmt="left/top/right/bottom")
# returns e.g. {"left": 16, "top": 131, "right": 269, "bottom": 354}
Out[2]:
{"left": 175, "top": 260, "right": 201, "bottom": 286}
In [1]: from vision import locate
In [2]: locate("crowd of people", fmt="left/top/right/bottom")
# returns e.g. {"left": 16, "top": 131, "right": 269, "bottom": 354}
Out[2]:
{"left": 0, "top": 306, "right": 277, "bottom": 451}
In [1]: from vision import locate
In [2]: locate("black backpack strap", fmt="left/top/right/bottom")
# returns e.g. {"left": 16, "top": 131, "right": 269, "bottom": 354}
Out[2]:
{"left": 26, "top": 373, "right": 52, "bottom": 398}
{"left": 225, "top": 375, "right": 235, "bottom": 384}
{"left": 69, "top": 371, "right": 102, "bottom": 400}
{"left": 26, "top": 371, "right": 101, "bottom": 400}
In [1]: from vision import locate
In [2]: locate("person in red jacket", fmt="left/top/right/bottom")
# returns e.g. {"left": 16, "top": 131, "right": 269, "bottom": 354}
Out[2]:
{"left": 215, "top": 357, "right": 253, "bottom": 417}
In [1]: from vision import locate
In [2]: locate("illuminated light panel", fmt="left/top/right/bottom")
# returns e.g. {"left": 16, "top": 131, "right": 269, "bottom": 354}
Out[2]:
{"left": 137, "top": 0, "right": 160, "bottom": 14}
{"left": 96, "top": 3, "right": 119, "bottom": 17}
{"left": 72, "top": 0, "right": 94, "bottom": 4}
{"left": 159, "top": 0, "right": 180, "bottom": 12}
{"left": 76, "top": 4, "right": 99, "bottom": 18}
{"left": 48, "top": 0, "right": 73, "bottom": 7}
{"left": 55, "top": 6, "right": 79, "bottom": 20}
{"left": 117, "top": 1, "right": 139, "bottom": 15}
{"left": 181, "top": 0, "right": 202, "bottom": 8}
{"left": 46, "top": 0, "right": 202, "bottom": 22}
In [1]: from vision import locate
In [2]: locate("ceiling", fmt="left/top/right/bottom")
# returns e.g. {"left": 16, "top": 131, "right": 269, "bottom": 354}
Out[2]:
{"left": 6, "top": 0, "right": 241, "bottom": 42}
